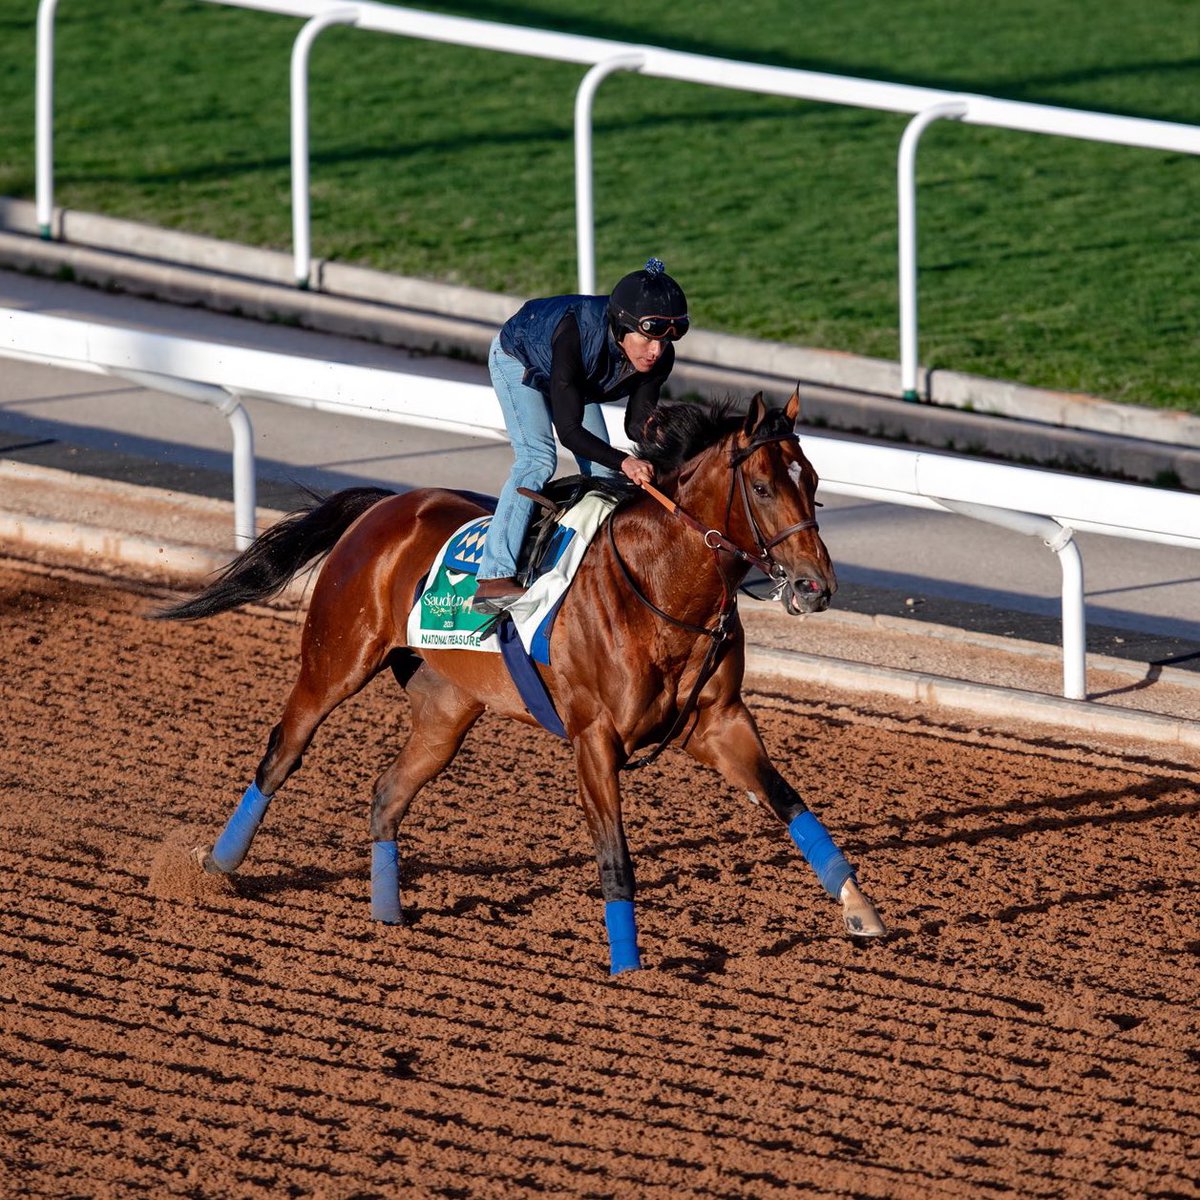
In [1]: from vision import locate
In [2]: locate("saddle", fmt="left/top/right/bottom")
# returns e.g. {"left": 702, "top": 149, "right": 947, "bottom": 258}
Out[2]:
{"left": 514, "top": 473, "right": 637, "bottom": 586}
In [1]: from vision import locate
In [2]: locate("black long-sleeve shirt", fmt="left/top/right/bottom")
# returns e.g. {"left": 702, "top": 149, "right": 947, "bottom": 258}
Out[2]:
{"left": 547, "top": 313, "right": 674, "bottom": 473}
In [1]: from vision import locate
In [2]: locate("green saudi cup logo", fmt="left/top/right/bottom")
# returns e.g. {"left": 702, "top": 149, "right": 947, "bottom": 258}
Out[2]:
{"left": 420, "top": 565, "right": 492, "bottom": 633}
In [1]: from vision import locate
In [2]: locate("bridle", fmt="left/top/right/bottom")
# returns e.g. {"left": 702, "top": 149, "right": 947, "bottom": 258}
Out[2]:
{"left": 612, "top": 428, "right": 822, "bottom": 770}
{"left": 629, "top": 428, "right": 821, "bottom": 597}
{"left": 727, "top": 431, "right": 821, "bottom": 588}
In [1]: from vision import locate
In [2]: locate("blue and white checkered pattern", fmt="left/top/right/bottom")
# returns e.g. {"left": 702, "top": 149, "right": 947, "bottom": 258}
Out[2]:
{"left": 444, "top": 518, "right": 491, "bottom": 573}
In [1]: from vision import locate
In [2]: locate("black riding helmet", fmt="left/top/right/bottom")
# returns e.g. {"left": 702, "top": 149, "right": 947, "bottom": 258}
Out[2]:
{"left": 608, "top": 257, "right": 689, "bottom": 341}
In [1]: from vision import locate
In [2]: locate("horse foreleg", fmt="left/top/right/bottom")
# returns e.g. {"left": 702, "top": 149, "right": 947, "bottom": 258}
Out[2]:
{"left": 573, "top": 724, "right": 641, "bottom": 975}
{"left": 368, "top": 665, "right": 484, "bottom": 924}
{"left": 685, "top": 703, "right": 886, "bottom": 939}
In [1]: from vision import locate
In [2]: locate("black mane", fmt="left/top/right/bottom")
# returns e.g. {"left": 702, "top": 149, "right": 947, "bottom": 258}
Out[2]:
{"left": 633, "top": 399, "right": 743, "bottom": 475}
{"left": 634, "top": 397, "right": 794, "bottom": 476}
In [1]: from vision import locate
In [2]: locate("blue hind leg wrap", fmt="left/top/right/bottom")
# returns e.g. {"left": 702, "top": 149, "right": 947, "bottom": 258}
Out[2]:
{"left": 604, "top": 900, "right": 641, "bottom": 975}
{"left": 371, "top": 840, "right": 403, "bottom": 925}
{"left": 789, "top": 810, "right": 855, "bottom": 899}
{"left": 209, "top": 781, "right": 271, "bottom": 873}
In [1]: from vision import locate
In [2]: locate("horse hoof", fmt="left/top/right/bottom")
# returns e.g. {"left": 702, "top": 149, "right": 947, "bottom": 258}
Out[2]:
{"left": 192, "top": 845, "right": 227, "bottom": 876}
{"left": 839, "top": 878, "right": 887, "bottom": 939}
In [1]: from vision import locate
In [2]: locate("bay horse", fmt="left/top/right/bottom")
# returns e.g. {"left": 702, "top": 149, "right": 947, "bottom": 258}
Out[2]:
{"left": 159, "top": 390, "right": 886, "bottom": 974}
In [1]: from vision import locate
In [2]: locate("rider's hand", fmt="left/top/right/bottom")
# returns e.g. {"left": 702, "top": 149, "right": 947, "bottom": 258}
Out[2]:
{"left": 620, "top": 456, "right": 655, "bottom": 487}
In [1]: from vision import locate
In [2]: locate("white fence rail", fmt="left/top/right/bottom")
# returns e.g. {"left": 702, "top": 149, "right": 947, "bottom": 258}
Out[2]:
{"left": 33, "top": 0, "right": 1200, "bottom": 401}
{"left": 3, "top": 306, "right": 1200, "bottom": 701}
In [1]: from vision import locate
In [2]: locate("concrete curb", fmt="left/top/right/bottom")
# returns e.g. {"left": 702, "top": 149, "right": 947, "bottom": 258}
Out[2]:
{"left": 744, "top": 647, "right": 1200, "bottom": 751}
{"left": 752, "top": 603, "right": 1200, "bottom": 694}
{"left": 3, "top": 198, "right": 1199, "bottom": 489}
{"left": 0, "top": 510, "right": 228, "bottom": 578}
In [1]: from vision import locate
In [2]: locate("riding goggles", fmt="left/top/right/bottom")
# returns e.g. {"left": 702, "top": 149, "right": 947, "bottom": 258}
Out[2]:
{"left": 619, "top": 311, "right": 690, "bottom": 341}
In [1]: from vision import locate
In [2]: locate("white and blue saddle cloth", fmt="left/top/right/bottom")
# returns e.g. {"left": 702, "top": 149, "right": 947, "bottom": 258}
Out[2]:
{"left": 406, "top": 490, "right": 620, "bottom": 667}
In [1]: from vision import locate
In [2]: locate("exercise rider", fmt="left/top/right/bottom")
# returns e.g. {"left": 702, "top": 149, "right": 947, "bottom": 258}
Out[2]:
{"left": 472, "top": 257, "right": 690, "bottom": 614}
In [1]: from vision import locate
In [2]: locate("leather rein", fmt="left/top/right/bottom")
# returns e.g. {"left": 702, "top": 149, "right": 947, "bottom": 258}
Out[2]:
{"left": 611, "top": 430, "right": 819, "bottom": 770}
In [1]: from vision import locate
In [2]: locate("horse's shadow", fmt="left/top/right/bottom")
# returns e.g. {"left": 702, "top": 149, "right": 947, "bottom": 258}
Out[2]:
{"left": 658, "top": 938, "right": 732, "bottom": 984}
{"left": 232, "top": 859, "right": 569, "bottom": 911}
{"left": 233, "top": 863, "right": 356, "bottom": 899}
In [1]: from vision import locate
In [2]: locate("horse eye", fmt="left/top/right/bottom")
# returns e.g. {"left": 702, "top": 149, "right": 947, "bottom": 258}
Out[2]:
{"left": 752, "top": 482, "right": 770, "bottom": 498}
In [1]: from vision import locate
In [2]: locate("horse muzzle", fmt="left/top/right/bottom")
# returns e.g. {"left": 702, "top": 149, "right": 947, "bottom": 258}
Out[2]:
{"left": 779, "top": 574, "right": 834, "bottom": 615}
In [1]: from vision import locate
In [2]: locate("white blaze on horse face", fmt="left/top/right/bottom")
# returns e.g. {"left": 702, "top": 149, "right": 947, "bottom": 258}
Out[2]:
{"left": 787, "top": 461, "right": 805, "bottom": 492}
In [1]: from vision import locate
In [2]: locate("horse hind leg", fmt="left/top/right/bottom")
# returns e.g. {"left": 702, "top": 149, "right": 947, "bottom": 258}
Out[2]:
{"left": 368, "top": 665, "right": 484, "bottom": 924}
{"left": 203, "top": 632, "right": 395, "bottom": 876}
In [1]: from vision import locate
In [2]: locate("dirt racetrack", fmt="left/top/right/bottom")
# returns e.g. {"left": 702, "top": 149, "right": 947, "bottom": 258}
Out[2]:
{"left": 2, "top": 552, "right": 1199, "bottom": 1200}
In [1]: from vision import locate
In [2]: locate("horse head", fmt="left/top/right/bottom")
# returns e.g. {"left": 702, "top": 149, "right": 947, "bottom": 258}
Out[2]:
{"left": 728, "top": 390, "right": 837, "bottom": 615}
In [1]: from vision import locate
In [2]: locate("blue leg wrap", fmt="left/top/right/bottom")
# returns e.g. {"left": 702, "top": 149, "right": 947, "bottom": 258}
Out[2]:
{"left": 208, "top": 781, "right": 271, "bottom": 873}
{"left": 789, "top": 810, "right": 855, "bottom": 899}
{"left": 604, "top": 900, "right": 641, "bottom": 975}
{"left": 371, "top": 840, "right": 403, "bottom": 925}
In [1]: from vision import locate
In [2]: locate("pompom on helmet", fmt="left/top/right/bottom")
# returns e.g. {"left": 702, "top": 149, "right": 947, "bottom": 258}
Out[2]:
{"left": 608, "top": 257, "right": 689, "bottom": 341}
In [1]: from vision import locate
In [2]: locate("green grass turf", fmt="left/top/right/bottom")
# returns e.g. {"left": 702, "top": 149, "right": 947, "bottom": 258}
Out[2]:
{"left": 0, "top": 0, "right": 1197, "bottom": 410}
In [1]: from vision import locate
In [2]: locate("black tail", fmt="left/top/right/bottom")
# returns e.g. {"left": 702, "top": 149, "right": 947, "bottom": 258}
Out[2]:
{"left": 155, "top": 486, "right": 393, "bottom": 621}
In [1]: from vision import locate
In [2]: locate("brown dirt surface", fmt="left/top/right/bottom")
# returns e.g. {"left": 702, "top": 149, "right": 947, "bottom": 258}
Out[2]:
{"left": 2, "top": 553, "right": 1199, "bottom": 1200}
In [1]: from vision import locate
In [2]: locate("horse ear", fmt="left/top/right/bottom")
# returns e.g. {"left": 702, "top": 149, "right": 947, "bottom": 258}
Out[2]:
{"left": 785, "top": 385, "right": 801, "bottom": 423}
{"left": 741, "top": 392, "right": 767, "bottom": 436}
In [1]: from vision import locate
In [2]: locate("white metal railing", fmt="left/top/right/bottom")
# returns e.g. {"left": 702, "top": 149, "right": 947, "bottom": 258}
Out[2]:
{"left": 3, "top": 307, "right": 1200, "bottom": 700}
{"left": 290, "top": 6, "right": 360, "bottom": 288}
{"left": 33, "top": 1, "right": 1200, "bottom": 403}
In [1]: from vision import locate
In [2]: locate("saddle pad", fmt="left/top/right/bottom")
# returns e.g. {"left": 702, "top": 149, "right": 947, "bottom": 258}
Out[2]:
{"left": 406, "top": 491, "right": 620, "bottom": 663}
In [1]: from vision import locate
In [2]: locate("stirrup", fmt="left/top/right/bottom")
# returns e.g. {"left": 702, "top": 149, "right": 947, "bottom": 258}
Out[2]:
{"left": 471, "top": 592, "right": 521, "bottom": 616}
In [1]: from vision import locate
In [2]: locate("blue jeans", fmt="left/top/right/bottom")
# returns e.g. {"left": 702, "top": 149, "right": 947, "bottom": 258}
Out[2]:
{"left": 478, "top": 334, "right": 615, "bottom": 580}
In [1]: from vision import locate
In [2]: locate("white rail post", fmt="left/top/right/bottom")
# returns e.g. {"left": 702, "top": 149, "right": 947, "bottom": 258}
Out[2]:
{"left": 574, "top": 54, "right": 646, "bottom": 294}
{"left": 938, "top": 498, "right": 1088, "bottom": 699}
{"left": 35, "top": 0, "right": 62, "bottom": 239}
{"left": 898, "top": 101, "right": 968, "bottom": 402}
{"left": 107, "top": 368, "right": 258, "bottom": 548}
{"left": 1045, "top": 524, "right": 1087, "bottom": 701}
{"left": 291, "top": 7, "right": 360, "bottom": 289}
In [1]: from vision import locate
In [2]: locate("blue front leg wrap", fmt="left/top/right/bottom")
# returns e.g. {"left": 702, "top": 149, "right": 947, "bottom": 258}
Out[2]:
{"left": 209, "top": 781, "right": 271, "bottom": 873}
{"left": 604, "top": 900, "right": 641, "bottom": 975}
{"left": 371, "top": 840, "right": 403, "bottom": 925}
{"left": 788, "top": 810, "right": 855, "bottom": 898}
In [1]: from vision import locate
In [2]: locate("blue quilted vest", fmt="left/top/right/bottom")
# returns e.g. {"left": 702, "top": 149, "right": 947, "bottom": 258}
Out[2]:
{"left": 499, "top": 294, "right": 637, "bottom": 400}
